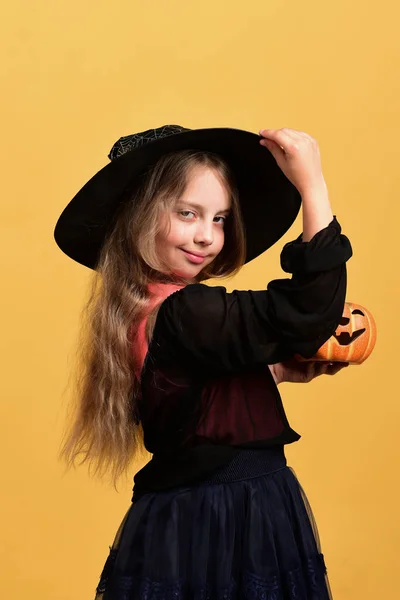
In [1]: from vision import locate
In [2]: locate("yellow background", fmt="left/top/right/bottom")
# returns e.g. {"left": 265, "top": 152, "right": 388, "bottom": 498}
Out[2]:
{"left": 1, "top": 0, "right": 399, "bottom": 597}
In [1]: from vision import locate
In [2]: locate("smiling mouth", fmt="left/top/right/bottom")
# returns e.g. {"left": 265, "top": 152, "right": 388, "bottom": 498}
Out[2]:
{"left": 181, "top": 249, "right": 207, "bottom": 258}
{"left": 333, "top": 329, "right": 366, "bottom": 345}
{"left": 181, "top": 249, "right": 208, "bottom": 263}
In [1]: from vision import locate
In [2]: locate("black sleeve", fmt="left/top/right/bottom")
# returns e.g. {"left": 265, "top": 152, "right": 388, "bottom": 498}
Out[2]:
{"left": 155, "top": 216, "right": 353, "bottom": 374}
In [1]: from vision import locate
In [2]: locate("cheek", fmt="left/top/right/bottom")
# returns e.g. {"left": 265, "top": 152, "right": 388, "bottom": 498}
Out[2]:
{"left": 156, "top": 216, "right": 181, "bottom": 250}
{"left": 167, "top": 220, "right": 187, "bottom": 244}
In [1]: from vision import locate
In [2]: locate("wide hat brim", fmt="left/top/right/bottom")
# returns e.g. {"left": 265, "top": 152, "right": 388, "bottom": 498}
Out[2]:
{"left": 54, "top": 127, "right": 301, "bottom": 270}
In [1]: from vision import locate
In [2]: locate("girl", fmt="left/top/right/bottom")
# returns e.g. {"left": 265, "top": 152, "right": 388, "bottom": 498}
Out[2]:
{"left": 54, "top": 124, "right": 352, "bottom": 599}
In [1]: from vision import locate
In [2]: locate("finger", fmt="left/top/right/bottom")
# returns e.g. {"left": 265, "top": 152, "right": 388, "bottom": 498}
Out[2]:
{"left": 314, "top": 362, "right": 341, "bottom": 377}
{"left": 326, "top": 362, "right": 349, "bottom": 375}
{"left": 259, "top": 128, "right": 306, "bottom": 144}
{"left": 259, "top": 130, "right": 304, "bottom": 156}
{"left": 301, "top": 361, "right": 321, "bottom": 380}
{"left": 313, "top": 362, "right": 329, "bottom": 378}
{"left": 260, "top": 128, "right": 301, "bottom": 138}
{"left": 259, "top": 129, "right": 294, "bottom": 144}
{"left": 259, "top": 138, "right": 285, "bottom": 152}
{"left": 281, "top": 128, "right": 314, "bottom": 141}
{"left": 259, "top": 137, "right": 286, "bottom": 157}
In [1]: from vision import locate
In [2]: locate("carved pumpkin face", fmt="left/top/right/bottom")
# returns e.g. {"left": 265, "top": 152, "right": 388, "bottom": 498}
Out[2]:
{"left": 310, "top": 302, "right": 376, "bottom": 364}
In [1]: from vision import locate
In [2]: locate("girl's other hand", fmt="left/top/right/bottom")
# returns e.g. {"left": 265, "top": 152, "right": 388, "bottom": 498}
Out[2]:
{"left": 259, "top": 128, "right": 326, "bottom": 197}
{"left": 269, "top": 359, "right": 349, "bottom": 385}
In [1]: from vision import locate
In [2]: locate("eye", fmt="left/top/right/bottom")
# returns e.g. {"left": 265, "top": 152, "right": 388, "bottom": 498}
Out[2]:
{"left": 214, "top": 216, "right": 227, "bottom": 224}
{"left": 352, "top": 309, "right": 365, "bottom": 316}
{"left": 179, "top": 210, "right": 196, "bottom": 219}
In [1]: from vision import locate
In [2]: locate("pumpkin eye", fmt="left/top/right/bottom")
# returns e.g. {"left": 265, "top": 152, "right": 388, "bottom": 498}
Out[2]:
{"left": 340, "top": 317, "right": 350, "bottom": 325}
{"left": 352, "top": 309, "right": 365, "bottom": 316}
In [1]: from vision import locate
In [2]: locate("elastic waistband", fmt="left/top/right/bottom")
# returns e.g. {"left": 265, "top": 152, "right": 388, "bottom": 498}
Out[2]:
{"left": 199, "top": 446, "right": 287, "bottom": 485}
{"left": 132, "top": 445, "right": 287, "bottom": 501}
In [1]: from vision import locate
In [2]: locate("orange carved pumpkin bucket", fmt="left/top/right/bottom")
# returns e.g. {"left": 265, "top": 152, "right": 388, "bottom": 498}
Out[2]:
{"left": 296, "top": 302, "right": 377, "bottom": 365}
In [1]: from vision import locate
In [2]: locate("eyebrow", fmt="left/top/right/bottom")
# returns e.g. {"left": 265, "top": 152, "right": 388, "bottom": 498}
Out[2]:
{"left": 177, "top": 202, "right": 231, "bottom": 214}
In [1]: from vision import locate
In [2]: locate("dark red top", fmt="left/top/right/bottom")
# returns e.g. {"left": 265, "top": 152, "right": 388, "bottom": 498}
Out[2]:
{"left": 133, "top": 217, "right": 352, "bottom": 498}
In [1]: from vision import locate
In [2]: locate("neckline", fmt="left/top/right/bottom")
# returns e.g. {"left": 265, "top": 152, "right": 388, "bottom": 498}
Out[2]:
{"left": 148, "top": 282, "right": 185, "bottom": 303}
{"left": 132, "top": 282, "right": 186, "bottom": 380}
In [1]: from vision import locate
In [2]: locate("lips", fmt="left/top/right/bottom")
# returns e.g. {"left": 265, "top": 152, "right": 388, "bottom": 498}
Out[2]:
{"left": 182, "top": 250, "right": 206, "bottom": 258}
{"left": 181, "top": 249, "right": 207, "bottom": 264}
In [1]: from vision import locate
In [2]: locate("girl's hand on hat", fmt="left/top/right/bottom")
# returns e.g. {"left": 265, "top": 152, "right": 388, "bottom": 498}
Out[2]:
{"left": 259, "top": 128, "right": 326, "bottom": 197}
{"left": 268, "top": 359, "right": 349, "bottom": 385}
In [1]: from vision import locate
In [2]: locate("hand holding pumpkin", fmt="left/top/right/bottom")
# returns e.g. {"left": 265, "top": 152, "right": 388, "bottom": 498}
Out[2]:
{"left": 269, "top": 360, "right": 349, "bottom": 385}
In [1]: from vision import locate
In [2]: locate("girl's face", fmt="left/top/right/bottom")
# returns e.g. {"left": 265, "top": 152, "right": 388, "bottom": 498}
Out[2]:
{"left": 156, "top": 166, "right": 231, "bottom": 280}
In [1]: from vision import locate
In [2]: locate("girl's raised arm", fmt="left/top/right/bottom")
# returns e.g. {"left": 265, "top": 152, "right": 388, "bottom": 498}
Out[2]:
{"left": 153, "top": 216, "right": 352, "bottom": 376}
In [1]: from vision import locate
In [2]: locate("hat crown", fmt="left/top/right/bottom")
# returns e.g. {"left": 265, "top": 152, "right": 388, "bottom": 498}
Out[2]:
{"left": 108, "top": 125, "right": 191, "bottom": 161}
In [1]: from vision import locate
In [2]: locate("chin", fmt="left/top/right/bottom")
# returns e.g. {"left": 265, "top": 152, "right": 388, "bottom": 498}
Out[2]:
{"left": 172, "top": 269, "right": 199, "bottom": 280}
{"left": 169, "top": 264, "right": 203, "bottom": 281}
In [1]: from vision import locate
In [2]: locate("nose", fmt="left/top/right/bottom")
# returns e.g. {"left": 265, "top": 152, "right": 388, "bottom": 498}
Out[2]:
{"left": 194, "top": 219, "right": 214, "bottom": 246}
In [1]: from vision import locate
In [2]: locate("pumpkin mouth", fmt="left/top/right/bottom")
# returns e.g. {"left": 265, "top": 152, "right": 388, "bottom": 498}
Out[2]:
{"left": 333, "top": 329, "right": 366, "bottom": 346}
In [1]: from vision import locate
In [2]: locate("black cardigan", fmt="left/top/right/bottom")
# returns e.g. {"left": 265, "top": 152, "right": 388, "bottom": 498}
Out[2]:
{"left": 132, "top": 217, "right": 352, "bottom": 500}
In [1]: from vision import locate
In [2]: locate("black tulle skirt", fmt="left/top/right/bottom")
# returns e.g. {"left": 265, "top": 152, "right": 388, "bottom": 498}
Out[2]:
{"left": 94, "top": 447, "right": 333, "bottom": 599}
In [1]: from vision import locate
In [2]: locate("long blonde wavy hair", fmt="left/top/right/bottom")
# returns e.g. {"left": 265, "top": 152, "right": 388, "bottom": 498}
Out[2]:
{"left": 59, "top": 149, "right": 247, "bottom": 486}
